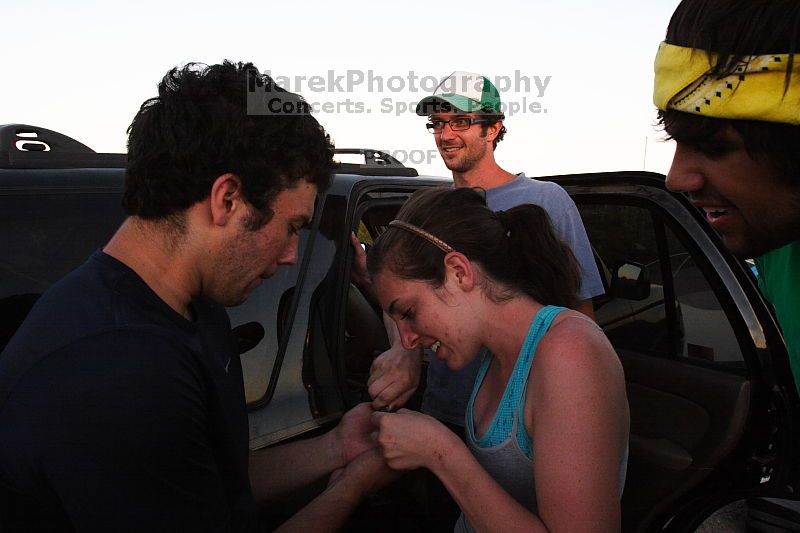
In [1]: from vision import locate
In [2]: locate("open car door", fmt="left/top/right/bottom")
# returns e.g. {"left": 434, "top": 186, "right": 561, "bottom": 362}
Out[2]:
{"left": 549, "top": 171, "right": 799, "bottom": 532}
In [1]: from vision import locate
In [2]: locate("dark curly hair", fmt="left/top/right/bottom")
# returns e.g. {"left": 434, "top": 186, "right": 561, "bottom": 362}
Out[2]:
{"left": 124, "top": 61, "right": 335, "bottom": 223}
{"left": 367, "top": 186, "right": 580, "bottom": 309}
{"left": 659, "top": 0, "right": 800, "bottom": 186}
{"left": 478, "top": 108, "right": 507, "bottom": 150}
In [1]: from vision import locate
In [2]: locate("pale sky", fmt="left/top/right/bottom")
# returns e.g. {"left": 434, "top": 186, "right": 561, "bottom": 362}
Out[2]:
{"left": 1, "top": 0, "right": 681, "bottom": 178}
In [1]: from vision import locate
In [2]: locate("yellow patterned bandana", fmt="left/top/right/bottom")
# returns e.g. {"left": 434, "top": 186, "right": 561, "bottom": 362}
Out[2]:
{"left": 653, "top": 41, "right": 800, "bottom": 125}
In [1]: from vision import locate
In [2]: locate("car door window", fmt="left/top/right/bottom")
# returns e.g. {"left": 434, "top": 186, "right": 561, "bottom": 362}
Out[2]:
{"left": 228, "top": 232, "right": 310, "bottom": 405}
{"left": 573, "top": 193, "right": 756, "bottom": 530}
{"left": 579, "top": 201, "right": 744, "bottom": 367}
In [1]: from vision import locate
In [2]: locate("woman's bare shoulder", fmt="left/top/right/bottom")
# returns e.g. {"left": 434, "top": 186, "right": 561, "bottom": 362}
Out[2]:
{"left": 531, "top": 310, "right": 623, "bottom": 393}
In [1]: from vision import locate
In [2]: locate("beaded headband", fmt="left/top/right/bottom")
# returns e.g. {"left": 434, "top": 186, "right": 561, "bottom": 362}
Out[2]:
{"left": 388, "top": 220, "right": 454, "bottom": 253}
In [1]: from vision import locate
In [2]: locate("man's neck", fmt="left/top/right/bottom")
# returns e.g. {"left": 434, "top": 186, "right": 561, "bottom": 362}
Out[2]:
{"left": 103, "top": 217, "right": 198, "bottom": 319}
{"left": 451, "top": 158, "right": 517, "bottom": 190}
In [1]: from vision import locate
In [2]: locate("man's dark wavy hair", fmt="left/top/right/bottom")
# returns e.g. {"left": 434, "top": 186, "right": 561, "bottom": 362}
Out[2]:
{"left": 660, "top": 0, "right": 800, "bottom": 185}
{"left": 124, "top": 61, "right": 335, "bottom": 223}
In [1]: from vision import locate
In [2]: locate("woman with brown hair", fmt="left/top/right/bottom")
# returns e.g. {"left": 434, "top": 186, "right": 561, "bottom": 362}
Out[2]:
{"left": 367, "top": 186, "right": 629, "bottom": 532}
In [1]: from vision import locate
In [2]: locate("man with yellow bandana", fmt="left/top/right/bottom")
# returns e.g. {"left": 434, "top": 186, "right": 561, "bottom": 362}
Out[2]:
{"left": 654, "top": 1, "right": 800, "bottom": 530}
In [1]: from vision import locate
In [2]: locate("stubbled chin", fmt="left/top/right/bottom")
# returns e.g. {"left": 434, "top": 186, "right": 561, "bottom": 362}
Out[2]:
{"left": 728, "top": 235, "right": 787, "bottom": 258}
{"left": 720, "top": 230, "right": 767, "bottom": 258}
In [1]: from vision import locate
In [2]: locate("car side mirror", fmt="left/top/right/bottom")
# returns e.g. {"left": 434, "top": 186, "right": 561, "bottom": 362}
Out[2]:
{"left": 610, "top": 261, "right": 651, "bottom": 301}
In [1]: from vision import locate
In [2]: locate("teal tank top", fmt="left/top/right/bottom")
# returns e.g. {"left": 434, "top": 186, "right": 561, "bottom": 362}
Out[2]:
{"left": 466, "top": 305, "right": 565, "bottom": 458}
{"left": 456, "top": 306, "right": 628, "bottom": 533}
{"left": 456, "top": 306, "right": 565, "bottom": 533}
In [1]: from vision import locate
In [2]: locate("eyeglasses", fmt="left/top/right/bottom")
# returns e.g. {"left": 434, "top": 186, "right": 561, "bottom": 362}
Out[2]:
{"left": 425, "top": 117, "right": 491, "bottom": 134}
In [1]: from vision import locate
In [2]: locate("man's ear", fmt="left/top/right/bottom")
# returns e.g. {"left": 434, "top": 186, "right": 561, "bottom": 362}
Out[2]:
{"left": 443, "top": 252, "right": 475, "bottom": 292}
{"left": 209, "top": 173, "right": 244, "bottom": 226}
{"left": 485, "top": 119, "right": 502, "bottom": 144}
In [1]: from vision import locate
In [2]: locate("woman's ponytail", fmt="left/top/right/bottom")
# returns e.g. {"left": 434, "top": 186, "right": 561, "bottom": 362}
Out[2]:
{"left": 500, "top": 205, "right": 581, "bottom": 309}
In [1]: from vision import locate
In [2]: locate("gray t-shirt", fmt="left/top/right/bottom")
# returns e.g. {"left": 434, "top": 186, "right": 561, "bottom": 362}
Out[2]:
{"left": 422, "top": 173, "right": 604, "bottom": 426}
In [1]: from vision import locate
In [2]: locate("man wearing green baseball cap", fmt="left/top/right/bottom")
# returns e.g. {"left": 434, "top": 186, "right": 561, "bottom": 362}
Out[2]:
{"left": 414, "top": 71, "right": 506, "bottom": 176}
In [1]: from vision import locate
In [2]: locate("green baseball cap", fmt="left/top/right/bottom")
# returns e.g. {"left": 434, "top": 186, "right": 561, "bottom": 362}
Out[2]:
{"left": 415, "top": 71, "right": 503, "bottom": 116}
